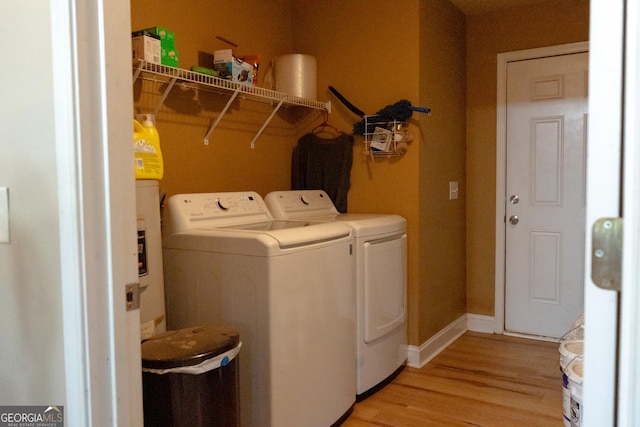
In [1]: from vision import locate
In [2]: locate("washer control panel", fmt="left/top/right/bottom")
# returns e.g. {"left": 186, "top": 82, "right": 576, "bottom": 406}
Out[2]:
{"left": 164, "top": 192, "right": 272, "bottom": 233}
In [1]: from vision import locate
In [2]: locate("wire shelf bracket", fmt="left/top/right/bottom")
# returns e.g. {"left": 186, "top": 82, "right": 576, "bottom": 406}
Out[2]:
{"left": 204, "top": 88, "right": 240, "bottom": 146}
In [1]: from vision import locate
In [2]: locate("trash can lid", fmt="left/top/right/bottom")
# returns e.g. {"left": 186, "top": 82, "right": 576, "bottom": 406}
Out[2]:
{"left": 141, "top": 325, "right": 240, "bottom": 369}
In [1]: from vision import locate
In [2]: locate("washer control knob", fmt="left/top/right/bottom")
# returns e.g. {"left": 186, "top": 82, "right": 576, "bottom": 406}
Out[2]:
{"left": 216, "top": 199, "right": 229, "bottom": 211}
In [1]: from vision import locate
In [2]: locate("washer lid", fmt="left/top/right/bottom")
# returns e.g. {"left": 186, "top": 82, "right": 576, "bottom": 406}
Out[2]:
{"left": 216, "top": 219, "right": 315, "bottom": 231}
{"left": 141, "top": 325, "right": 239, "bottom": 369}
{"left": 211, "top": 220, "right": 353, "bottom": 249}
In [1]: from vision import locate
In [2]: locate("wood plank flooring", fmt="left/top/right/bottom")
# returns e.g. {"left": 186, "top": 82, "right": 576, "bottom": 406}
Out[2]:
{"left": 343, "top": 331, "right": 564, "bottom": 427}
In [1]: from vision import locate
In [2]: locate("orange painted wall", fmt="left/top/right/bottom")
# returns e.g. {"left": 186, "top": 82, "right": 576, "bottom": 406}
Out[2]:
{"left": 418, "top": 1, "right": 467, "bottom": 341}
{"left": 131, "top": 0, "right": 301, "bottom": 198}
{"left": 465, "top": 0, "right": 590, "bottom": 315}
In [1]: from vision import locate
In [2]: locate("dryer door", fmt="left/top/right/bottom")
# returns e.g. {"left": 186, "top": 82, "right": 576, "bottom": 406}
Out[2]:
{"left": 363, "top": 234, "right": 407, "bottom": 343}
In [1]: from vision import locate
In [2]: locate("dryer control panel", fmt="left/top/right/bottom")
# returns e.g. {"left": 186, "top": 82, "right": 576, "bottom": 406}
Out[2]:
{"left": 265, "top": 190, "right": 338, "bottom": 219}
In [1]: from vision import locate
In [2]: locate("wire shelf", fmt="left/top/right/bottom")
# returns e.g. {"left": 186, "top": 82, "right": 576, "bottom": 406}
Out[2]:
{"left": 133, "top": 60, "right": 330, "bottom": 111}
{"left": 133, "top": 60, "right": 330, "bottom": 147}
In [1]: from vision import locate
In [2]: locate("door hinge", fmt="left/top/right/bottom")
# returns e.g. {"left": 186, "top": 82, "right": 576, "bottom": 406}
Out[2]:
{"left": 126, "top": 282, "right": 141, "bottom": 311}
{"left": 591, "top": 218, "right": 623, "bottom": 291}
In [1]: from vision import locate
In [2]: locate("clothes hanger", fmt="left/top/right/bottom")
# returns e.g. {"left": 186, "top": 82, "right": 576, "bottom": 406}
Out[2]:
{"left": 311, "top": 110, "right": 343, "bottom": 137}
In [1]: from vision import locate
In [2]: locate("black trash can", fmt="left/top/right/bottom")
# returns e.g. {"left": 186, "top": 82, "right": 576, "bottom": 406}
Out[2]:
{"left": 141, "top": 325, "right": 241, "bottom": 427}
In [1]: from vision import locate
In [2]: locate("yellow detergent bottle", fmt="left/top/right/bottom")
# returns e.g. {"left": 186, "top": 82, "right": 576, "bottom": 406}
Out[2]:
{"left": 133, "top": 114, "right": 164, "bottom": 180}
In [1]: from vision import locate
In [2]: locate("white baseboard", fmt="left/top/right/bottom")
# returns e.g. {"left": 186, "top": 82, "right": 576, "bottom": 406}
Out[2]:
{"left": 467, "top": 313, "right": 496, "bottom": 334}
{"left": 406, "top": 314, "right": 467, "bottom": 368}
{"left": 405, "top": 314, "right": 497, "bottom": 369}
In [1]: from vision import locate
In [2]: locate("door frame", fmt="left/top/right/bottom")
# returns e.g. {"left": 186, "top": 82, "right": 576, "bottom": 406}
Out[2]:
{"left": 51, "top": 0, "right": 142, "bottom": 424}
{"left": 494, "top": 41, "right": 590, "bottom": 334}
{"left": 616, "top": 0, "right": 640, "bottom": 422}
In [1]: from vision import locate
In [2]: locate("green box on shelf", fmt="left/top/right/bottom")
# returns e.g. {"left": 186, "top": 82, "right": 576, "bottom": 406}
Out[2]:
{"left": 162, "top": 48, "right": 179, "bottom": 67}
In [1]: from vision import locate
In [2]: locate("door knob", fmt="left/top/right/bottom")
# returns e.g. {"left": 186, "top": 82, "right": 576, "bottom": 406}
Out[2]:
{"left": 509, "top": 215, "right": 519, "bottom": 225}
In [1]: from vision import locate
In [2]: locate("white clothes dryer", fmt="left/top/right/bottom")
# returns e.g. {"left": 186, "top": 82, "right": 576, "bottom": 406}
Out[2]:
{"left": 265, "top": 190, "right": 407, "bottom": 399}
{"left": 162, "top": 192, "right": 355, "bottom": 427}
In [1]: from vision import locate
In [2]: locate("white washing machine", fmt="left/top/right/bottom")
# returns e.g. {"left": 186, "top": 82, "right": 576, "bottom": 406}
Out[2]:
{"left": 162, "top": 191, "right": 355, "bottom": 427}
{"left": 265, "top": 190, "right": 407, "bottom": 399}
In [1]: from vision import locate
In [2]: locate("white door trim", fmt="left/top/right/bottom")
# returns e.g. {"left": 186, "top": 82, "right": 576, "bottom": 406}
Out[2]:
{"left": 50, "top": 2, "right": 91, "bottom": 422}
{"left": 495, "top": 41, "right": 589, "bottom": 334}
{"left": 51, "top": 0, "right": 141, "bottom": 425}
{"left": 618, "top": 0, "right": 640, "bottom": 422}
{"left": 582, "top": 1, "right": 625, "bottom": 424}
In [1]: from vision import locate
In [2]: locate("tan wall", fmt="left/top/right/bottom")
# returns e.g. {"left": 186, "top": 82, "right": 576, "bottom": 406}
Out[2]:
{"left": 131, "top": 0, "right": 298, "bottom": 198}
{"left": 290, "top": 0, "right": 421, "bottom": 218}
{"left": 465, "top": 0, "right": 590, "bottom": 315}
{"left": 418, "top": 1, "right": 467, "bottom": 341}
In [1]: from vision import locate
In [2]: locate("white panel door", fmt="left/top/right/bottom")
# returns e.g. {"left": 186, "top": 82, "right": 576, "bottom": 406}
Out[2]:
{"left": 505, "top": 53, "right": 588, "bottom": 338}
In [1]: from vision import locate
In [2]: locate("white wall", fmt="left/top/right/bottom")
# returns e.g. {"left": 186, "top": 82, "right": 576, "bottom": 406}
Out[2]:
{"left": 0, "top": 0, "right": 66, "bottom": 404}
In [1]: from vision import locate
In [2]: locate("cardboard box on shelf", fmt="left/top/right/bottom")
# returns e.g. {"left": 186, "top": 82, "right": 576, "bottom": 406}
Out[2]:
{"left": 213, "top": 49, "right": 253, "bottom": 85}
{"left": 132, "top": 27, "right": 179, "bottom": 67}
{"left": 132, "top": 33, "right": 160, "bottom": 65}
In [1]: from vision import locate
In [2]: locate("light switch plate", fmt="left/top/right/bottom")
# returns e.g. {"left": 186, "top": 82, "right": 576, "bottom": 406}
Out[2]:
{"left": 0, "top": 187, "right": 9, "bottom": 243}
{"left": 449, "top": 181, "right": 459, "bottom": 200}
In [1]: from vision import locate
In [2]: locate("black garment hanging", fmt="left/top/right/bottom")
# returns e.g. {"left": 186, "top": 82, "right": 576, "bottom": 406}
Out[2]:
{"left": 291, "top": 133, "right": 353, "bottom": 213}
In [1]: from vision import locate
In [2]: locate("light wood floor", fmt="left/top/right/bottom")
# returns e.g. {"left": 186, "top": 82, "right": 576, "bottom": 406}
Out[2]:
{"left": 343, "top": 331, "right": 563, "bottom": 427}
